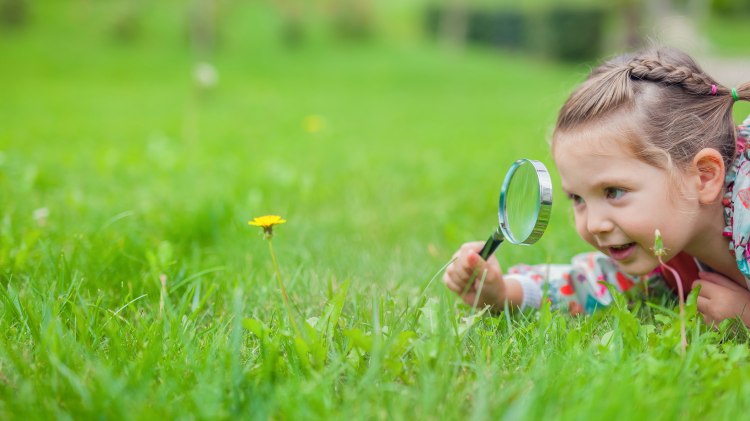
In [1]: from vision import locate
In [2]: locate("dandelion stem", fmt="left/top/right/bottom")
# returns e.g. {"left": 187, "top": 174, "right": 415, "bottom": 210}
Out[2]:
{"left": 266, "top": 238, "right": 300, "bottom": 336}
{"left": 658, "top": 255, "right": 687, "bottom": 353}
{"left": 653, "top": 229, "right": 687, "bottom": 353}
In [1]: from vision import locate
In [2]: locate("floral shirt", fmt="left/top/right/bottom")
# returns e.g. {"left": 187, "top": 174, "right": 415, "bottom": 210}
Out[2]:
{"left": 510, "top": 115, "right": 750, "bottom": 314}
{"left": 723, "top": 116, "right": 750, "bottom": 288}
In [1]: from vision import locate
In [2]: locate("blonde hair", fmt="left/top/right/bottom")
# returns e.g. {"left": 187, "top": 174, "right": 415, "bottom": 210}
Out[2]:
{"left": 552, "top": 47, "right": 750, "bottom": 173}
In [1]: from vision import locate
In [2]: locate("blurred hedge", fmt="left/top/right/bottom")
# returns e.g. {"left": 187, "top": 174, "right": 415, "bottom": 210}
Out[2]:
{"left": 425, "top": 4, "right": 609, "bottom": 62}
{"left": 711, "top": 0, "right": 750, "bottom": 16}
{"left": 0, "top": 0, "right": 27, "bottom": 28}
{"left": 543, "top": 7, "right": 606, "bottom": 61}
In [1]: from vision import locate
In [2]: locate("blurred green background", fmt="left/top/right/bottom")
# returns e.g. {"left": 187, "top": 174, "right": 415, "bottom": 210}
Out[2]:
{"left": 1, "top": 0, "right": 749, "bottom": 298}
{"left": 1, "top": 0, "right": 749, "bottom": 296}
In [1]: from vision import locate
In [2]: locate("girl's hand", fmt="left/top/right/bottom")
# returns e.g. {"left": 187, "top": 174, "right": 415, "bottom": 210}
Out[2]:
{"left": 694, "top": 271, "right": 750, "bottom": 327}
{"left": 443, "top": 241, "right": 507, "bottom": 311}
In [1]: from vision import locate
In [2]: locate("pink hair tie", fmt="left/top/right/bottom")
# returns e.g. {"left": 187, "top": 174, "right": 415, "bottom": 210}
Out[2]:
{"left": 711, "top": 84, "right": 718, "bottom": 95}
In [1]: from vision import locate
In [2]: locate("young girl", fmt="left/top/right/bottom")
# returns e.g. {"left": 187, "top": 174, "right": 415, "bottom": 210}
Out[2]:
{"left": 443, "top": 46, "right": 750, "bottom": 326}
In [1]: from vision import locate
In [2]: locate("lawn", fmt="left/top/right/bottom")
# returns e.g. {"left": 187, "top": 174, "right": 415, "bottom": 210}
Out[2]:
{"left": 1, "top": 2, "right": 750, "bottom": 420}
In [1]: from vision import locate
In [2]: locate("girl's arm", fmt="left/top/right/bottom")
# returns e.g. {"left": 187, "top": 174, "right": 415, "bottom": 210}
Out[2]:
{"left": 502, "top": 252, "right": 665, "bottom": 314}
{"left": 444, "top": 244, "right": 667, "bottom": 315}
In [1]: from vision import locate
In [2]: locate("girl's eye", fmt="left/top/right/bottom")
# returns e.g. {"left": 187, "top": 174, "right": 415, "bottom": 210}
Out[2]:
{"left": 605, "top": 187, "right": 626, "bottom": 200}
{"left": 567, "top": 193, "right": 584, "bottom": 205}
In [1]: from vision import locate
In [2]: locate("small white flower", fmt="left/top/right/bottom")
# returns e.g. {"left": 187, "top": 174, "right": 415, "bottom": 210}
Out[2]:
{"left": 33, "top": 207, "right": 49, "bottom": 227}
{"left": 194, "top": 61, "right": 218, "bottom": 88}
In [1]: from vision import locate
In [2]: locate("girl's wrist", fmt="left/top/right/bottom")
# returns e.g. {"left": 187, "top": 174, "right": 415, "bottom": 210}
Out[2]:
{"left": 501, "top": 276, "right": 533, "bottom": 310}
{"left": 505, "top": 275, "right": 541, "bottom": 310}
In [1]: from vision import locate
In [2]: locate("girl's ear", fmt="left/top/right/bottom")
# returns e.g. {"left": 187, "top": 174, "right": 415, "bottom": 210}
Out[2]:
{"left": 693, "top": 148, "right": 725, "bottom": 204}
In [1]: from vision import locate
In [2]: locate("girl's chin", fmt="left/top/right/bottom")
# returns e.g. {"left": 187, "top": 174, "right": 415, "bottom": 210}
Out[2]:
{"left": 620, "top": 266, "right": 659, "bottom": 277}
{"left": 613, "top": 255, "right": 660, "bottom": 276}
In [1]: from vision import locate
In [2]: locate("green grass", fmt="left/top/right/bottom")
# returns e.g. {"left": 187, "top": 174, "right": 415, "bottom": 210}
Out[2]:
{"left": 2, "top": 3, "right": 750, "bottom": 420}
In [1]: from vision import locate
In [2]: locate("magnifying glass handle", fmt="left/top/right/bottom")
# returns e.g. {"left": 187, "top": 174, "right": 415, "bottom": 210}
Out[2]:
{"left": 479, "top": 229, "right": 505, "bottom": 260}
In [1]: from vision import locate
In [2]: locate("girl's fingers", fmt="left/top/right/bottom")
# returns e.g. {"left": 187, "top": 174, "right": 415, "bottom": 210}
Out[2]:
{"left": 444, "top": 263, "right": 472, "bottom": 290}
{"left": 444, "top": 277, "right": 462, "bottom": 293}
{"left": 694, "top": 280, "right": 715, "bottom": 299}
{"left": 696, "top": 294, "right": 710, "bottom": 312}
{"left": 460, "top": 253, "right": 483, "bottom": 279}
{"left": 696, "top": 295, "right": 720, "bottom": 327}
{"left": 457, "top": 257, "right": 472, "bottom": 278}
{"left": 445, "top": 270, "right": 473, "bottom": 293}
{"left": 442, "top": 265, "right": 454, "bottom": 283}
{"left": 444, "top": 242, "right": 490, "bottom": 298}
{"left": 698, "top": 271, "right": 745, "bottom": 291}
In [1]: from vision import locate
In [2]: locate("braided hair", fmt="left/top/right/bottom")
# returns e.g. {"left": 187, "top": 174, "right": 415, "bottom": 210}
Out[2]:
{"left": 553, "top": 47, "right": 749, "bottom": 172}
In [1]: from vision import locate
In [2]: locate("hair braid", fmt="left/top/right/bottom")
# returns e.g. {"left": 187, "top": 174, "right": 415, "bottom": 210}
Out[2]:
{"left": 628, "top": 58, "right": 718, "bottom": 96}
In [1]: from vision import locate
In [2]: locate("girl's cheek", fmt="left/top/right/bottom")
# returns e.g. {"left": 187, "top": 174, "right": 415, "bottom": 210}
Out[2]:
{"left": 574, "top": 218, "right": 595, "bottom": 246}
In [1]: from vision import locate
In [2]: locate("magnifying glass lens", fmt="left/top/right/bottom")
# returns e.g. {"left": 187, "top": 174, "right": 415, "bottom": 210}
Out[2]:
{"left": 504, "top": 162, "right": 540, "bottom": 243}
{"left": 478, "top": 159, "right": 552, "bottom": 260}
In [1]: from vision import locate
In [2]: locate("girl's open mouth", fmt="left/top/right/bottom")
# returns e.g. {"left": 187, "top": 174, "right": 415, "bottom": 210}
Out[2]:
{"left": 608, "top": 243, "right": 636, "bottom": 260}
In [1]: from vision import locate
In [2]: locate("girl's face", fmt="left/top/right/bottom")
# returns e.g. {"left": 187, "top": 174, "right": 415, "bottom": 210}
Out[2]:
{"left": 554, "top": 132, "right": 702, "bottom": 276}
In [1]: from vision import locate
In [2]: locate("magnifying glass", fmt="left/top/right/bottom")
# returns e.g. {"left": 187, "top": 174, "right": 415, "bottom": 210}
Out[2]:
{"left": 478, "top": 159, "right": 553, "bottom": 260}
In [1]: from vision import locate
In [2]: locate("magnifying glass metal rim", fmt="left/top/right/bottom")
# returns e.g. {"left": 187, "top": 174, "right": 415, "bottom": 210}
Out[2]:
{"left": 479, "top": 158, "right": 553, "bottom": 260}
{"left": 500, "top": 159, "right": 553, "bottom": 244}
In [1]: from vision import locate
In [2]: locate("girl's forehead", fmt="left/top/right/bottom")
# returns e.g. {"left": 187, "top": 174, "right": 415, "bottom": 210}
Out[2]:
{"left": 553, "top": 126, "right": 637, "bottom": 162}
{"left": 554, "top": 135, "right": 653, "bottom": 193}
{"left": 552, "top": 111, "right": 645, "bottom": 156}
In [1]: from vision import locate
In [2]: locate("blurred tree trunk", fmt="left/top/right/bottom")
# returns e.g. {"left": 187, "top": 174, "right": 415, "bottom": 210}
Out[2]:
{"left": 330, "top": 0, "right": 374, "bottom": 40}
{"left": 189, "top": 0, "right": 219, "bottom": 56}
{"left": 439, "top": 0, "right": 468, "bottom": 50}
{"left": 111, "top": 0, "right": 145, "bottom": 43}
{"left": 646, "top": 0, "right": 709, "bottom": 52}
{"left": 0, "top": 0, "right": 28, "bottom": 29}
{"left": 686, "top": 0, "right": 709, "bottom": 21}
{"left": 651, "top": 0, "right": 672, "bottom": 17}
{"left": 618, "top": 0, "right": 644, "bottom": 49}
{"left": 648, "top": 0, "right": 707, "bottom": 20}
{"left": 273, "top": 0, "right": 305, "bottom": 47}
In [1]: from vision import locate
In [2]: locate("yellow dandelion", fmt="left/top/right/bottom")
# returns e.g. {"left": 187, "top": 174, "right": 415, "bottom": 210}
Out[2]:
{"left": 249, "top": 215, "right": 286, "bottom": 237}
{"left": 248, "top": 213, "right": 299, "bottom": 335}
{"left": 303, "top": 115, "right": 324, "bottom": 133}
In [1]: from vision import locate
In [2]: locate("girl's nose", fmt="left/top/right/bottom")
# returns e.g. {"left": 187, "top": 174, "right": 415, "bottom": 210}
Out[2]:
{"left": 586, "top": 207, "right": 614, "bottom": 235}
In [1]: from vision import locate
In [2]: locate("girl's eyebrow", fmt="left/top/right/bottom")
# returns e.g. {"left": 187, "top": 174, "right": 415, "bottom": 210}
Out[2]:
{"left": 591, "top": 178, "right": 632, "bottom": 189}
{"left": 561, "top": 177, "right": 632, "bottom": 195}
